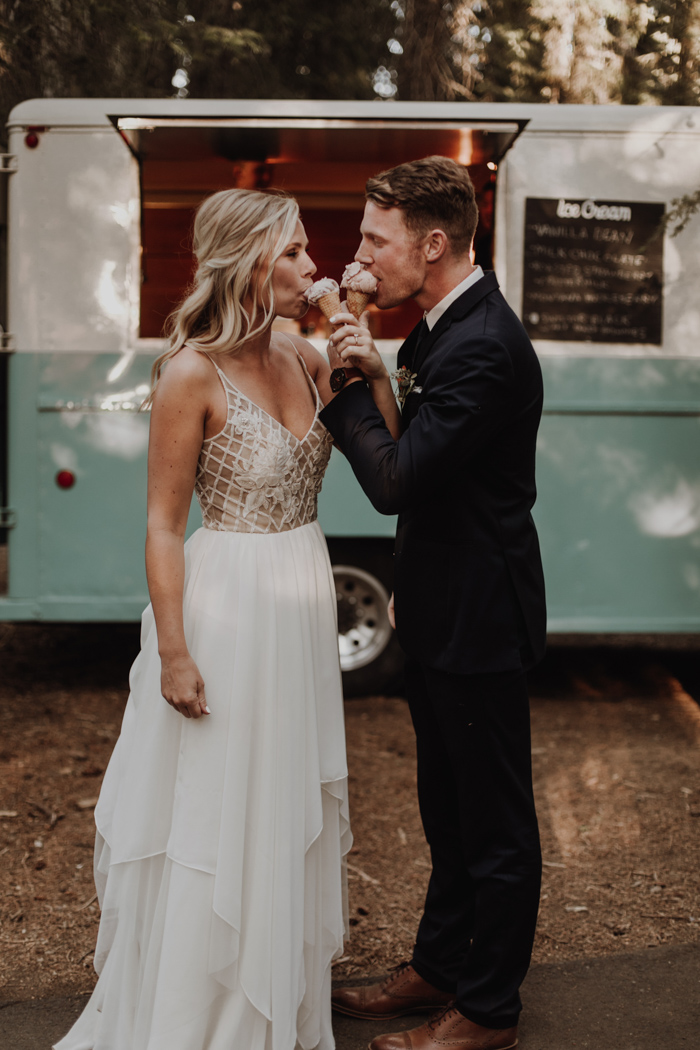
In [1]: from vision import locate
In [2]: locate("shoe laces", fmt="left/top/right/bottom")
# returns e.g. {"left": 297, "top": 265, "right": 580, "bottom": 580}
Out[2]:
{"left": 427, "top": 1006, "right": 460, "bottom": 1033}
{"left": 380, "top": 960, "right": 412, "bottom": 991}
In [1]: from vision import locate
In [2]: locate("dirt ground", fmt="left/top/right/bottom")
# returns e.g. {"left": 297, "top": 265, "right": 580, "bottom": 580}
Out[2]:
{"left": 1, "top": 624, "right": 699, "bottom": 1002}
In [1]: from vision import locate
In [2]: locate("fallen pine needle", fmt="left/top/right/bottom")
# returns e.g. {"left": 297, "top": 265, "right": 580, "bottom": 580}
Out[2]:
{"left": 76, "top": 893, "right": 98, "bottom": 911}
{"left": 346, "top": 862, "right": 380, "bottom": 886}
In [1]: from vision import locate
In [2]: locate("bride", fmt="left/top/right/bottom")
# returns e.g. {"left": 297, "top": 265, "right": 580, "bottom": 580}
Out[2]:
{"left": 54, "top": 187, "right": 396, "bottom": 1050}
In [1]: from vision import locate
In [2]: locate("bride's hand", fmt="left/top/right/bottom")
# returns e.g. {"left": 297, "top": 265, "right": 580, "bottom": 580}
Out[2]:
{"left": 329, "top": 308, "right": 388, "bottom": 382}
{"left": 160, "top": 652, "right": 210, "bottom": 719}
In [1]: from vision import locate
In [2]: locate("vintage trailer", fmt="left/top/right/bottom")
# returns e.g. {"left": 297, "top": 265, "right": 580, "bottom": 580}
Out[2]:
{"left": 1, "top": 99, "right": 700, "bottom": 690}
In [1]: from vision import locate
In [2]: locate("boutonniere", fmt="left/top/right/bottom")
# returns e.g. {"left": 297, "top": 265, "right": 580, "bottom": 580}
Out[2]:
{"left": 391, "top": 366, "right": 420, "bottom": 406}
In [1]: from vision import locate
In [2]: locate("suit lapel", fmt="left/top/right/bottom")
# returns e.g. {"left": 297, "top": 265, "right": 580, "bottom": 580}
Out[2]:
{"left": 396, "top": 318, "right": 425, "bottom": 371}
{"left": 412, "top": 271, "right": 500, "bottom": 375}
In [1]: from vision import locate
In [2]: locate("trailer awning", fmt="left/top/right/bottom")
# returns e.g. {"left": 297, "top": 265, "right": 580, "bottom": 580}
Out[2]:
{"left": 113, "top": 115, "right": 524, "bottom": 168}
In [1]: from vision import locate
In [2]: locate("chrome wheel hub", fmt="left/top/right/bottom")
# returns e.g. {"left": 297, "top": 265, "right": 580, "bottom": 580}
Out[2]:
{"left": 333, "top": 565, "right": 393, "bottom": 672}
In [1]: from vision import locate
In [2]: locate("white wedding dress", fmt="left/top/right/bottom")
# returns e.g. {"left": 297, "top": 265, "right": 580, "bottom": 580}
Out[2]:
{"left": 55, "top": 349, "right": 352, "bottom": 1050}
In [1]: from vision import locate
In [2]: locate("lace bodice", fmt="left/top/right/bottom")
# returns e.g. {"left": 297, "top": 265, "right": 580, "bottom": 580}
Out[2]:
{"left": 195, "top": 349, "right": 332, "bottom": 534}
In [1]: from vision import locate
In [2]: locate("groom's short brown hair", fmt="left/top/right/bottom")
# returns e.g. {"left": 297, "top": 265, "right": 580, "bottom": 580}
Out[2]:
{"left": 365, "top": 156, "right": 478, "bottom": 258}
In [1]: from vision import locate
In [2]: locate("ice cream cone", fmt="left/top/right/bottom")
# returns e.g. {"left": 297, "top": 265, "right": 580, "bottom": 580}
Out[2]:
{"left": 316, "top": 290, "right": 342, "bottom": 325}
{"left": 340, "top": 262, "right": 377, "bottom": 318}
{"left": 346, "top": 290, "right": 371, "bottom": 320}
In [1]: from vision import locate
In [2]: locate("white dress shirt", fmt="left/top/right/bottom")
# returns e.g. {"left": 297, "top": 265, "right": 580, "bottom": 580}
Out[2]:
{"left": 424, "top": 266, "right": 485, "bottom": 331}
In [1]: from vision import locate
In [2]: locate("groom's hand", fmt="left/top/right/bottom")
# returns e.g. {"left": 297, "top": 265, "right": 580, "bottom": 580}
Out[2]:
{"left": 329, "top": 307, "right": 388, "bottom": 382}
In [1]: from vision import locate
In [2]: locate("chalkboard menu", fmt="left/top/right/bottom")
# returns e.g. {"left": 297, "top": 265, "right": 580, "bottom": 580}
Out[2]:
{"left": 522, "top": 197, "right": 664, "bottom": 345}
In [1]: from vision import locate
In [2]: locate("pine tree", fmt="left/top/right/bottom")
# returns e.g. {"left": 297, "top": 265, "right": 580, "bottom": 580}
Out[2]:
{"left": 384, "top": 0, "right": 481, "bottom": 101}
{"left": 3, "top": 0, "right": 700, "bottom": 121}
{"left": 0, "top": 0, "right": 397, "bottom": 142}
{"left": 526, "top": 0, "right": 623, "bottom": 104}
{"left": 222, "top": 0, "right": 397, "bottom": 100}
{"left": 636, "top": 0, "right": 700, "bottom": 105}
{"left": 470, "top": 0, "right": 550, "bottom": 102}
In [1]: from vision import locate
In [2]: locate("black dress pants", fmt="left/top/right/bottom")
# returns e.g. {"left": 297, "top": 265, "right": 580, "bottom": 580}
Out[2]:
{"left": 405, "top": 660, "right": 541, "bottom": 1029}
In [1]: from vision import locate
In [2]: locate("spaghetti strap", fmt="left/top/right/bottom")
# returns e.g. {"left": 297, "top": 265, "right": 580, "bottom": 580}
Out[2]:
{"left": 199, "top": 349, "right": 224, "bottom": 375}
{"left": 195, "top": 350, "right": 234, "bottom": 419}
{"left": 197, "top": 340, "right": 318, "bottom": 401}
{"left": 277, "top": 333, "right": 323, "bottom": 409}
{"left": 194, "top": 337, "right": 322, "bottom": 424}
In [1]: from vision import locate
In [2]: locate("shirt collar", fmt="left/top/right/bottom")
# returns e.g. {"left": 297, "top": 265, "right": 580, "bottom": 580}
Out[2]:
{"left": 424, "top": 266, "right": 485, "bottom": 331}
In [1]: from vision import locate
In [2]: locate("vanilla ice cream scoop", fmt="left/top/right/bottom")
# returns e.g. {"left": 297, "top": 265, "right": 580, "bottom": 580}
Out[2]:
{"left": 305, "top": 278, "right": 340, "bottom": 303}
{"left": 304, "top": 278, "right": 341, "bottom": 323}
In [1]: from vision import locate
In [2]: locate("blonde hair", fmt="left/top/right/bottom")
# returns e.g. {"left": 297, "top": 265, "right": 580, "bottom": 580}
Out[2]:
{"left": 143, "top": 188, "right": 300, "bottom": 407}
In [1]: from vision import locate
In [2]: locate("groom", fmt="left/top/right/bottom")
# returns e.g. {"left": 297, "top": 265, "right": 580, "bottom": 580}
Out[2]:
{"left": 320, "top": 156, "right": 546, "bottom": 1050}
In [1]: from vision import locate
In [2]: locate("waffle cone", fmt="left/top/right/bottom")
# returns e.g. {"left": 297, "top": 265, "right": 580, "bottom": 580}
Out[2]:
{"left": 315, "top": 290, "right": 342, "bottom": 324}
{"left": 346, "top": 290, "right": 372, "bottom": 319}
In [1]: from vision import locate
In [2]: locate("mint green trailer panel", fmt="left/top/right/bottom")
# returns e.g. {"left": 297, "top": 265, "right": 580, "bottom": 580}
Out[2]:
{"left": 538, "top": 357, "right": 700, "bottom": 632}
{"left": 2, "top": 351, "right": 700, "bottom": 629}
{"left": 0, "top": 352, "right": 395, "bottom": 620}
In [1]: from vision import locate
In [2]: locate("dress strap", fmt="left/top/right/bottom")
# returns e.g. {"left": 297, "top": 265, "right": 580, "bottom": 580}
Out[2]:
{"left": 277, "top": 334, "right": 322, "bottom": 409}
{"left": 196, "top": 350, "right": 239, "bottom": 408}
{"left": 199, "top": 349, "right": 225, "bottom": 377}
{"left": 196, "top": 339, "right": 320, "bottom": 410}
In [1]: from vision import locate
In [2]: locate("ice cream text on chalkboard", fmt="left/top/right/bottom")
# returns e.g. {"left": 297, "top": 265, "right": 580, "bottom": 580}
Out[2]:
{"left": 557, "top": 199, "right": 632, "bottom": 222}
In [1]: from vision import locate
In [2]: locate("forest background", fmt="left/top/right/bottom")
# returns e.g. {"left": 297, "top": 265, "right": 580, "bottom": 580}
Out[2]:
{"left": 0, "top": 1, "right": 699, "bottom": 223}
{"left": 1, "top": 0, "right": 699, "bottom": 130}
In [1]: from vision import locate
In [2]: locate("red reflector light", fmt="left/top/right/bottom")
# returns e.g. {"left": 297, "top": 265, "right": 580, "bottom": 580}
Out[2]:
{"left": 56, "top": 470, "right": 76, "bottom": 489}
{"left": 25, "top": 132, "right": 40, "bottom": 149}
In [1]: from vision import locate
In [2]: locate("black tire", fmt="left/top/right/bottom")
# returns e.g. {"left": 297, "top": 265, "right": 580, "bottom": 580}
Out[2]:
{"left": 327, "top": 538, "right": 405, "bottom": 698}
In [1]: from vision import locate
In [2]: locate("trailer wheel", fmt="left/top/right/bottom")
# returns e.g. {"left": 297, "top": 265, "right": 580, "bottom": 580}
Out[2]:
{"left": 332, "top": 563, "right": 403, "bottom": 697}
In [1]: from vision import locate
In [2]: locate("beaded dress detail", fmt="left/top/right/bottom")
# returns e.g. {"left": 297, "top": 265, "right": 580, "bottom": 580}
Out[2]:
{"left": 55, "top": 342, "right": 350, "bottom": 1050}
{"left": 196, "top": 351, "right": 332, "bottom": 534}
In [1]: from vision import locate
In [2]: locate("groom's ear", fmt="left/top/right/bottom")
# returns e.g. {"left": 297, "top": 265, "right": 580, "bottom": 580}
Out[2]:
{"left": 424, "top": 229, "right": 448, "bottom": 263}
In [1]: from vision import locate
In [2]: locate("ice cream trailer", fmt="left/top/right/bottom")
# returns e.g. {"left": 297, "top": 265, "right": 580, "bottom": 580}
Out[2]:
{"left": 2, "top": 99, "right": 700, "bottom": 691}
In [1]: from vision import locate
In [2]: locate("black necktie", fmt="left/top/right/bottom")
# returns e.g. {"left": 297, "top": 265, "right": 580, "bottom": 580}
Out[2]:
{"left": 409, "top": 318, "right": 429, "bottom": 371}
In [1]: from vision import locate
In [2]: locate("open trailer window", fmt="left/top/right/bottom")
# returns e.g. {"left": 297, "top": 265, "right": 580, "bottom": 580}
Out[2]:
{"left": 113, "top": 116, "right": 522, "bottom": 342}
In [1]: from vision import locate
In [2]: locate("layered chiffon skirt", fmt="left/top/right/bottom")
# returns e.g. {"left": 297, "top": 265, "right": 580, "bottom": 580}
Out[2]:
{"left": 55, "top": 521, "right": 352, "bottom": 1050}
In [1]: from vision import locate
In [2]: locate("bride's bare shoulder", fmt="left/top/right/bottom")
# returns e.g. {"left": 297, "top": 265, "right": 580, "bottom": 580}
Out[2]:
{"left": 149, "top": 347, "right": 219, "bottom": 417}
{"left": 157, "top": 345, "right": 216, "bottom": 390}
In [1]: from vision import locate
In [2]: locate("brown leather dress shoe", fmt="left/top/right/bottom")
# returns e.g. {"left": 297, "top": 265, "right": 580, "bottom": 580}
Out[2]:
{"left": 367, "top": 1006, "right": 518, "bottom": 1050}
{"left": 331, "top": 961, "right": 455, "bottom": 1019}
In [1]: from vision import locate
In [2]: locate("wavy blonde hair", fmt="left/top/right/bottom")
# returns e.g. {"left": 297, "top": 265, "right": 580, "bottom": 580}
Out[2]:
{"left": 143, "top": 188, "right": 300, "bottom": 407}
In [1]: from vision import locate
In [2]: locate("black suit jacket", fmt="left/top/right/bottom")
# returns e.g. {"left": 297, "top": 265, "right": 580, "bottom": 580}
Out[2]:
{"left": 320, "top": 271, "right": 546, "bottom": 675}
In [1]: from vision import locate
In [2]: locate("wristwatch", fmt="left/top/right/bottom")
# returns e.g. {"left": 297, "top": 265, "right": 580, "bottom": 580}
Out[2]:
{"left": 330, "top": 367, "right": 363, "bottom": 393}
